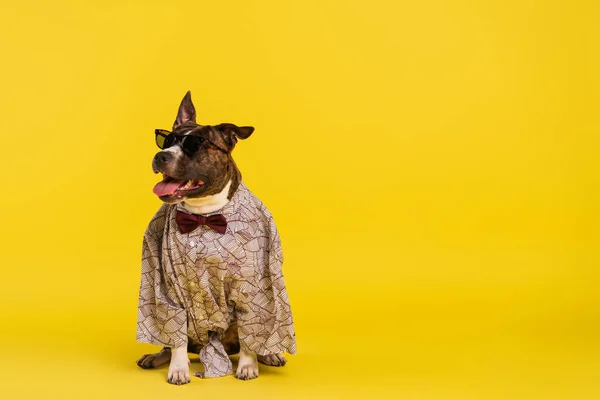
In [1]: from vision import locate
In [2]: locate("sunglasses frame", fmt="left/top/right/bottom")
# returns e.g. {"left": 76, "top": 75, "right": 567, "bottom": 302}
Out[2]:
{"left": 155, "top": 129, "right": 228, "bottom": 155}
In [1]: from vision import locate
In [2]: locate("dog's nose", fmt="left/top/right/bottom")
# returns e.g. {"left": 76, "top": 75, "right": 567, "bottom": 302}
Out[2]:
{"left": 154, "top": 151, "right": 173, "bottom": 165}
{"left": 152, "top": 151, "right": 174, "bottom": 173}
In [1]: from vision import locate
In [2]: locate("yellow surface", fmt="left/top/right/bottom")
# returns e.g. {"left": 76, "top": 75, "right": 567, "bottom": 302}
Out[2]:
{"left": 0, "top": 1, "right": 598, "bottom": 399}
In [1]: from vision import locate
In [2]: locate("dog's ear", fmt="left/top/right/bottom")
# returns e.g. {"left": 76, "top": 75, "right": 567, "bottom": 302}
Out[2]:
{"left": 216, "top": 123, "right": 255, "bottom": 151}
{"left": 173, "top": 91, "right": 196, "bottom": 129}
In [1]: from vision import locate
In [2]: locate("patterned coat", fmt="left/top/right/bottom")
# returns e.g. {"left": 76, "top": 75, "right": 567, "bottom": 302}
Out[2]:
{"left": 136, "top": 183, "right": 296, "bottom": 377}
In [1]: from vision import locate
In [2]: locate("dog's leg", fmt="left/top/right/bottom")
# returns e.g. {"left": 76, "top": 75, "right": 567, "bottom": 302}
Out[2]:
{"left": 137, "top": 340, "right": 202, "bottom": 370}
{"left": 257, "top": 353, "right": 287, "bottom": 367}
{"left": 167, "top": 346, "right": 191, "bottom": 385}
{"left": 222, "top": 322, "right": 241, "bottom": 355}
{"left": 235, "top": 349, "right": 258, "bottom": 380}
{"left": 136, "top": 347, "right": 171, "bottom": 369}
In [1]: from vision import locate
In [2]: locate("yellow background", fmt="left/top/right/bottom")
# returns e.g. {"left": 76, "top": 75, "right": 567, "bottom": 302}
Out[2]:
{"left": 0, "top": 1, "right": 598, "bottom": 398}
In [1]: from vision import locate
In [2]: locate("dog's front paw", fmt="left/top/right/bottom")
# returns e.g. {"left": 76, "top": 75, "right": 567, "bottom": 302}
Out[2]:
{"left": 137, "top": 348, "right": 171, "bottom": 369}
{"left": 257, "top": 353, "right": 287, "bottom": 367}
{"left": 236, "top": 350, "right": 258, "bottom": 381}
{"left": 166, "top": 347, "right": 191, "bottom": 385}
{"left": 236, "top": 364, "right": 258, "bottom": 380}
{"left": 167, "top": 359, "right": 191, "bottom": 385}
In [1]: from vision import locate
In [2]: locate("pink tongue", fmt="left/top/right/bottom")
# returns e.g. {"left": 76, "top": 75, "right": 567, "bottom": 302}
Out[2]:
{"left": 153, "top": 178, "right": 187, "bottom": 196}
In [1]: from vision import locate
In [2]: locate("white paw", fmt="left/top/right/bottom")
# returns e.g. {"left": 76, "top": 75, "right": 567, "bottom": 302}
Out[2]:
{"left": 236, "top": 350, "right": 259, "bottom": 381}
{"left": 167, "top": 347, "right": 191, "bottom": 385}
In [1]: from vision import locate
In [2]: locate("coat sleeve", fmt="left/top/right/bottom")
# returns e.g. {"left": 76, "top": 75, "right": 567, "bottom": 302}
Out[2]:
{"left": 136, "top": 204, "right": 188, "bottom": 348}
{"left": 234, "top": 203, "right": 297, "bottom": 355}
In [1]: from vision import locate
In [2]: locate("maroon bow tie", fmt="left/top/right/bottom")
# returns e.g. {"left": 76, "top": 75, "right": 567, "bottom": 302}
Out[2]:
{"left": 175, "top": 211, "right": 228, "bottom": 234}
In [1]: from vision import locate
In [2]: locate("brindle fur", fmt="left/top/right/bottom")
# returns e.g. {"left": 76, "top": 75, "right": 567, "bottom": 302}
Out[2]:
{"left": 152, "top": 91, "right": 253, "bottom": 203}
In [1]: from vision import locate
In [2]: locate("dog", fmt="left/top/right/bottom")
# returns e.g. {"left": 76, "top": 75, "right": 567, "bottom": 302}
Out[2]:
{"left": 135, "top": 91, "right": 296, "bottom": 385}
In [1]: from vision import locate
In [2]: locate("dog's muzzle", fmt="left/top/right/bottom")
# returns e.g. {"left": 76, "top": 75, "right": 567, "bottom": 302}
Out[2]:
{"left": 152, "top": 151, "right": 174, "bottom": 173}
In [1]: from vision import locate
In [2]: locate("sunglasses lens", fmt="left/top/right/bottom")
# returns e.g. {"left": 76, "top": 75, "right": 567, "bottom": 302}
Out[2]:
{"left": 155, "top": 135, "right": 165, "bottom": 149}
{"left": 155, "top": 129, "right": 172, "bottom": 149}
{"left": 163, "top": 135, "right": 177, "bottom": 149}
{"left": 182, "top": 136, "right": 203, "bottom": 155}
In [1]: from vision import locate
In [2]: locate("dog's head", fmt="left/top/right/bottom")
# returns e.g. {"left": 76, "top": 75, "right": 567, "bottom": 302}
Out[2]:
{"left": 151, "top": 91, "right": 254, "bottom": 204}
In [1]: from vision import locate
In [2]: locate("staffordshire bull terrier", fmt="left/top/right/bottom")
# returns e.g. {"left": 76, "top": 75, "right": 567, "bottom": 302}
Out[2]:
{"left": 135, "top": 91, "right": 296, "bottom": 384}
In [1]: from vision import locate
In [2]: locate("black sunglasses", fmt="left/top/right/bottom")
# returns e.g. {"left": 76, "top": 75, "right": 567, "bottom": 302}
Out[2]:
{"left": 155, "top": 129, "right": 228, "bottom": 155}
